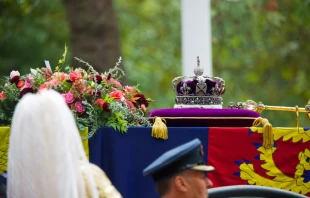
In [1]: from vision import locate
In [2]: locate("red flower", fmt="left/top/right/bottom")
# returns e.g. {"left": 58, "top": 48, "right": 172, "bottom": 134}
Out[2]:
{"left": 110, "top": 90, "right": 124, "bottom": 100}
{"left": 102, "top": 102, "right": 110, "bottom": 112}
{"left": 94, "top": 99, "right": 110, "bottom": 112}
{"left": 107, "top": 73, "right": 112, "bottom": 80}
{"left": 0, "top": 91, "right": 6, "bottom": 101}
{"left": 16, "top": 80, "right": 25, "bottom": 89}
{"left": 94, "top": 99, "right": 104, "bottom": 107}
{"left": 20, "top": 88, "right": 33, "bottom": 98}
{"left": 69, "top": 71, "right": 82, "bottom": 82}
{"left": 133, "top": 93, "right": 149, "bottom": 108}
{"left": 38, "top": 83, "right": 48, "bottom": 92}
{"left": 91, "top": 90, "right": 101, "bottom": 97}
{"left": 95, "top": 75, "right": 103, "bottom": 84}
{"left": 9, "top": 71, "right": 20, "bottom": 84}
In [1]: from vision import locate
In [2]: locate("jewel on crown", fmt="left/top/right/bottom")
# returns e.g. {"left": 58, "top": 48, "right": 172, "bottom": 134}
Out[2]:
{"left": 172, "top": 56, "right": 225, "bottom": 108}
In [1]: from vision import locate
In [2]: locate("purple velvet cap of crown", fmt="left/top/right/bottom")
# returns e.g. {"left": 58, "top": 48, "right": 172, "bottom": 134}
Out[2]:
{"left": 149, "top": 108, "right": 260, "bottom": 127}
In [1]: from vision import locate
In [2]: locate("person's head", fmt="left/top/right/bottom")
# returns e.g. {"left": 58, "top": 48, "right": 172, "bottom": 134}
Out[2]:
{"left": 143, "top": 139, "right": 214, "bottom": 198}
{"left": 7, "top": 90, "right": 100, "bottom": 198}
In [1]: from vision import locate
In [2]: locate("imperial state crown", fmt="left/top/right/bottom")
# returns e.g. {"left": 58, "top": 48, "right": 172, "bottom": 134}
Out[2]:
{"left": 172, "top": 57, "right": 225, "bottom": 108}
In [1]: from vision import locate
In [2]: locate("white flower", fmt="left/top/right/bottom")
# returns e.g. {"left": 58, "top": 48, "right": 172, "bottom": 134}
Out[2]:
{"left": 10, "top": 71, "right": 20, "bottom": 79}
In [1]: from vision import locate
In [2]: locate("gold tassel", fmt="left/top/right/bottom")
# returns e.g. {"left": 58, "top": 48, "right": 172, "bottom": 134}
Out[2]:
{"left": 152, "top": 117, "right": 168, "bottom": 140}
{"left": 252, "top": 117, "right": 273, "bottom": 149}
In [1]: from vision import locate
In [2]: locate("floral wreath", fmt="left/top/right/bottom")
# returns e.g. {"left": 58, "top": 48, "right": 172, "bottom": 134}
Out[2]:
{"left": 0, "top": 46, "right": 152, "bottom": 138}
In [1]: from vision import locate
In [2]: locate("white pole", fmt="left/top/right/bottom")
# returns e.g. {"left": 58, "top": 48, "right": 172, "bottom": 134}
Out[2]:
{"left": 181, "top": 0, "right": 213, "bottom": 77}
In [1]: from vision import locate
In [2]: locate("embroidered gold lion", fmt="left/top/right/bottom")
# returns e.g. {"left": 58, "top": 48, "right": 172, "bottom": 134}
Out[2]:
{"left": 238, "top": 127, "right": 310, "bottom": 195}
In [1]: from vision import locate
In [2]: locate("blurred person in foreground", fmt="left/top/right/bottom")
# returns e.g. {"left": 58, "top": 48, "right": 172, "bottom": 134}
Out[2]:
{"left": 143, "top": 139, "right": 214, "bottom": 198}
{"left": 7, "top": 90, "right": 121, "bottom": 198}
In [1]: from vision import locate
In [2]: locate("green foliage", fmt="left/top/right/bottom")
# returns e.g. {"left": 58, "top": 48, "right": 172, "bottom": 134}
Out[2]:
{"left": 0, "top": 80, "right": 20, "bottom": 124}
{"left": 55, "top": 44, "right": 68, "bottom": 72}
{"left": 211, "top": 0, "right": 310, "bottom": 126}
{"left": 0, "top": 53, "right": 152, "bottom": 138}
{"left": 1, "top": 0, "right": 310, "bottom": 128}
{"left": 0, "top": 0, "right": 70, "bottom": 81}
{"left": 114, "top": 0, "right": 182, "bottom": 109}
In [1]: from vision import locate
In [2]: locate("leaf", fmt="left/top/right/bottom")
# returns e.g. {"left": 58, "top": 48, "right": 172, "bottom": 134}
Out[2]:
{"left": 55, "top": 44, "right": 68, "bottom": 72}
{"left": 77, "top": 123, "right": 86, "bottom": 131}
{"left": 30, "top": 68, "right": 38, "bottom": 76}
{"left": 96, "top": 84, "right": 103, "bottom": 89}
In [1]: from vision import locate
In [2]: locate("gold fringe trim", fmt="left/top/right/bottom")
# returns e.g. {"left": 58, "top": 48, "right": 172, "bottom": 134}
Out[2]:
{"left": 253, "top": 117, "right": 274, "bottom": 149}
{"left": 151, "top": 117, "right": 168, "bottom": 140}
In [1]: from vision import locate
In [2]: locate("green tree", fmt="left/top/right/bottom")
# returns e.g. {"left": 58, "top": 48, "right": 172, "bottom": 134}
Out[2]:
{"left": 0, "top": 0, "right": 69, "bottom": 77}
{"left": 211, "top": 0, "right": 310, "bottom": 127}
{"left": 1, "top": 0, "right": 310, "bottom": 127}
{"left": 114, "top": 0, "right": 181, "bottom": 110}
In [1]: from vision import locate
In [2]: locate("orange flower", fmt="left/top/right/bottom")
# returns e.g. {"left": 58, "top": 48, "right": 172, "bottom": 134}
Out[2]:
{"left": 94, "top": 99, "right": 104, "bottom": 107}
{"left": 38, "top": 83, "right": 48, "bottom": 92}
{"left": 16, "top": 80, "right": 25, "bottom": 89}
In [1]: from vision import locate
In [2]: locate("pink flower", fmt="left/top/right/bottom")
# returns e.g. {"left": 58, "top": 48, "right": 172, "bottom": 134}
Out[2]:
{"left": 69, "top": 71, "right": 82, "bottom": 82}
{"left": 126, "top": 101, "right": 135, "bottom": 109}
{"left": 109, "top": 90, "right": 124, "bottom": 100}
{"left": 21, "top": 77, "right": 33, "bottom": 90}
{"left": 107, "top": 78, "right": 122, "bottom": 88}
{"left": 141, "top": 104, "right": 146, "bottom": 111}
{"left": 53, "top": 72, "right": 69, "bottom": 81}
{"left": 26, "top": 74, "right": 34, "bottom": 84}
{"left": 0, "top": 91, "right": 6, "bottom": 101}
{"left": 74, "top": 101, "right": 85, "bottom": 113}
{"left": 9, "top": 71, "right": 20, "bottom": 84}
{"left": 62, "top": 92, "right": 75, "bottom": 104}
{"left": 49, "top": 79, "right": 60, "bottom": 87}
{"left": 125, "top": 86, "right": 136, "bottom": 93}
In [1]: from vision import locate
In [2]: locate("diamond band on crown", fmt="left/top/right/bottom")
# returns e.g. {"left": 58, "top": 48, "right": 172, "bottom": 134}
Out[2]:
{"left": 175, "top": 96, "right": 223, "bottom": 105}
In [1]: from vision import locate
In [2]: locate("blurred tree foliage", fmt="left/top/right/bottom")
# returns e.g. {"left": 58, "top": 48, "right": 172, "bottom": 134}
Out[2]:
{"left": 114, "top": 0, "right": 181, "bottom": 110}
{"left": 0, "top": 0, "right": 309, "bottom": 127}
{"left": 0, "top": 0, "right": 70, "bottom": 78}
{"left": 211, "top": 0, "right": 310, "bottom": 126}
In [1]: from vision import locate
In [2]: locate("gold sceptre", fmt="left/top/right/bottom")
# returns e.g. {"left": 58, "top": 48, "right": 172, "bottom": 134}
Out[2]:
{"left": 228, "top": 99, "right": 310, "bottom": 127}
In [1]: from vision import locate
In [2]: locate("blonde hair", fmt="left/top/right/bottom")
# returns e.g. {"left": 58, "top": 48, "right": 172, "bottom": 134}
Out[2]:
{"left": 8, "top": 90, "right": 99, "bottom": 198}
{"left": 84, "top": 163, "right": 122, "bottom": 198}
